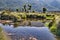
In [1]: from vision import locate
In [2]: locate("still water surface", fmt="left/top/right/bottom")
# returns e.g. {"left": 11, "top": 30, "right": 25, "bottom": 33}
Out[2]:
{"left": 0, "top": 23, "right": 56, "bottom": 40}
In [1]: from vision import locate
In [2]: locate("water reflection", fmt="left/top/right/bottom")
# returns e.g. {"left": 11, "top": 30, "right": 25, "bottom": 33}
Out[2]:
{"left": 0, "top": 23, "right": 56, "bottom": 40}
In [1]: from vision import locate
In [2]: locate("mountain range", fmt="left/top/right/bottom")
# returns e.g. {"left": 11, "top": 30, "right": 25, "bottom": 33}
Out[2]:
{"left": 0, "top": 0, "right": 60, "bottom": 12}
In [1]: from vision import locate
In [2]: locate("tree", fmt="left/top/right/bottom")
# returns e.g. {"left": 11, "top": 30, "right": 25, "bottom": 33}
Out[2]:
{"left": 16, "top": 9, "right": 19, "bottom": 12}
{"left": 43, "top": 8, "right": 47, "bottom": 13}
{"left": 23, "top": 4, "right": 26, "bottom": 12}
{"left": 21, "top": 8, "right": 24, "bottom": 12}
{"left": 28, "top": 4, "right": 32, "bottom": 10}
{"left": 32, "top": 10, "right": 35, "bottom": 13}
{"left": 28, "top": 4, "right": 32, "bottom": 12}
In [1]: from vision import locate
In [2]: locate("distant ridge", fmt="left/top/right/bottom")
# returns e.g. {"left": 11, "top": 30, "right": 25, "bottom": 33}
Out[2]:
{"left": 0, "top": 0, "right": 60, "bottom": 12}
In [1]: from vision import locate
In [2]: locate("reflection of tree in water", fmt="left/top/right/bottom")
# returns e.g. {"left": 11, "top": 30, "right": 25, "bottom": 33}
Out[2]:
{"left": 20, "top": 38, "right": 25, "bottom": 40}
{"left": 28, "top": 21, "right": 31, "bottom": 26}
{"left": 29, "top": 36, "right": 38, "bottom": 40}
{"left": 19, "top": 36, "right": 38, "bottom": 40}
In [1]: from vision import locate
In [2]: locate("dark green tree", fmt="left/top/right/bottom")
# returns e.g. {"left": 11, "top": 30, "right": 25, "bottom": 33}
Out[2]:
{"left": 28, "top": 4, "right": 32, "bottom": 11}
{"left": 23, "top": 4, "right": 26, "bottom": 12}
{"left": 32, "top": 10, "right": 35, "bottom": 13}
{"left": 21, "top": 8, "right": 24, "bottom": 12}
{"left": 43, "top": 8, "right": 47, "bottom": 13}
{"left": 16, "top": 9, "right": 19, "bottom": 12}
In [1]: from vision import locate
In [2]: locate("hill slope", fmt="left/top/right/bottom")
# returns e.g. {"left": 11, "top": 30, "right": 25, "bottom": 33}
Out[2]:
{"left": 0, "top": 0, "right": 60, "bottom": 11}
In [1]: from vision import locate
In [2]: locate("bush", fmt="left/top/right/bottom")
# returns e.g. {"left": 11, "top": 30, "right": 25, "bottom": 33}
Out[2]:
{"left": 0, "top": 27, "right": 3, "bottom": 32}
{"left": 14, "top": 22, "right": 19, "bottom": 28}
{"left": 50, "top": 26, "right": 57, "bottom": 35}
{"left": 56, "top": 21, "right": 60, "bottom": 36}
{"left": 56, "top": 29, "right": 60, "bottom": 36}
{"left": 0, "top": 27, "right": 11, "bottom": 40}
{"left": 48, "top": 22, "right": 54, "bottom": 28}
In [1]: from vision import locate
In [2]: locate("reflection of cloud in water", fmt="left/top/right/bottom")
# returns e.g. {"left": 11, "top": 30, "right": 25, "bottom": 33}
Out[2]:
{"left": 30, "top": 21, "right": 45, "bottom": 27}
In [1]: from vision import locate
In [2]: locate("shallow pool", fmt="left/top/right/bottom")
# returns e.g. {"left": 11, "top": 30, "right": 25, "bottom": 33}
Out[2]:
{"left": 0, "top": 23, "right": 56, "bottom": 40}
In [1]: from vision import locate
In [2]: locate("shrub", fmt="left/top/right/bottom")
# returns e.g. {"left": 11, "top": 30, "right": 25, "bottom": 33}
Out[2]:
{"left": 56, "top": 29, "right": 60, "bottom": 36}
{"left": 14, "top": 22, "right": 19, "bottom": 28}
{"left": 0, "top": 27, "right": 3, "bottom": 32}
{"left": 50, "top": 26, "right": 57, "bottom": 35}
{"left": 50, "top": 22, "right": 57, "bottom": 35}
{"left": 48, "top": 22, "right": 53, "bottom": 28}
{"left": 56, "top": 21, "right": 60, "bottom": 36}
{"left": 0, "top": 27, "right": 11, "bottom": 40}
